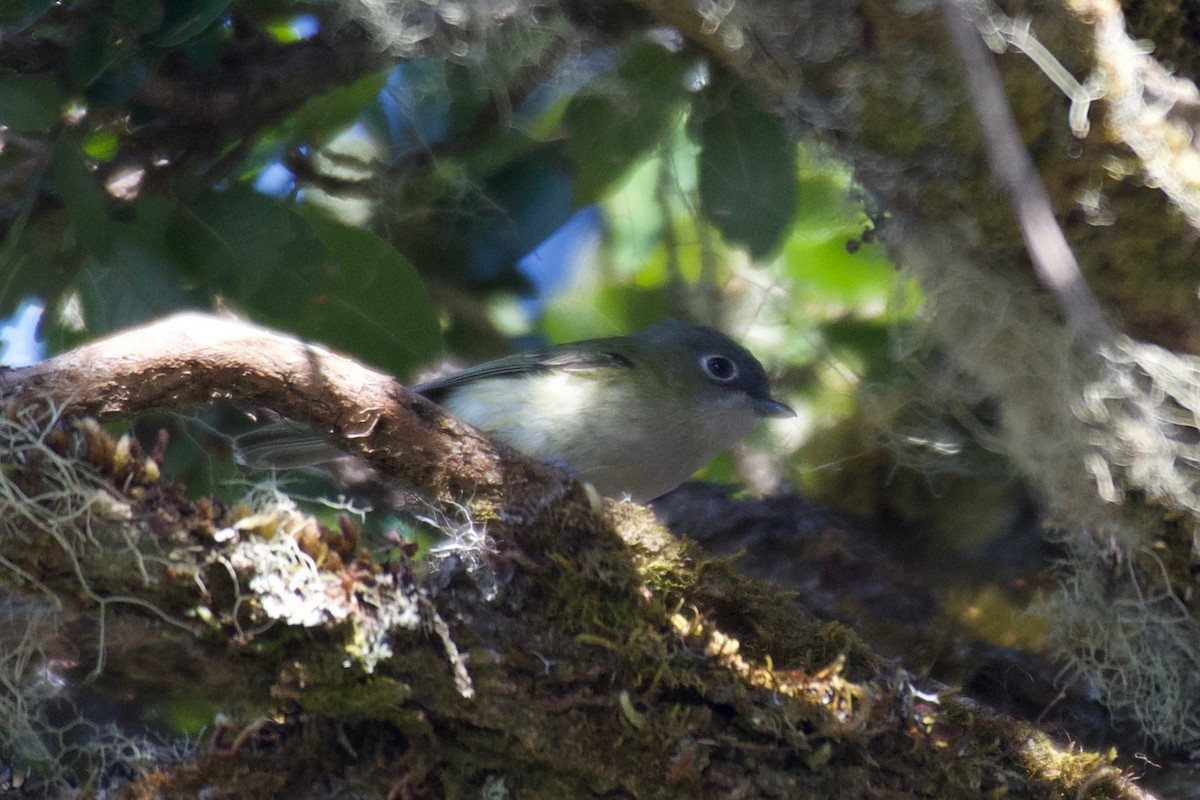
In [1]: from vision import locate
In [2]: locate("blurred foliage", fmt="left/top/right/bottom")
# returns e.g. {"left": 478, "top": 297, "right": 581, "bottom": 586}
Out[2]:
{"left": 0, "top": 0, "right": 911, "bottom": 505}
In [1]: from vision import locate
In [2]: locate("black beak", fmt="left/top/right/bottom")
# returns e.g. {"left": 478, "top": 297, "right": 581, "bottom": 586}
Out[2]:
{"left": 754, "top": 397, "right": 796, "bottom": 418}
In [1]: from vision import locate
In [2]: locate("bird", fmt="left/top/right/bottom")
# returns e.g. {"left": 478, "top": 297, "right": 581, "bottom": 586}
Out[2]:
{"left": 236, "top": 319, "right": 793, "bottom": 502}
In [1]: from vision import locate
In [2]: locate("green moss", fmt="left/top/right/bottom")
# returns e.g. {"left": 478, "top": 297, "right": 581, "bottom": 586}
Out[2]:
{"left": 300, "top": 674, "right": 416, "bottom": 725}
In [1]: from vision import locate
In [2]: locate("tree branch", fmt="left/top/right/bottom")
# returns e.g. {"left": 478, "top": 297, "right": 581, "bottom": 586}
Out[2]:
{"left": 0, "top": 312, "right": 571, "bottom": 518}
{"left": 0, "top": 310, "right": 1160, "bottom": 799}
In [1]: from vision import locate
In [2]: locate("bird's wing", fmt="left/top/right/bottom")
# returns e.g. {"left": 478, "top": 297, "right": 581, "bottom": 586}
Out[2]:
{"left": 234, "top": 419, "right": 347, "bottom": 468}
{"left": 414, "top": 346, "right": 633, "bottom": 401}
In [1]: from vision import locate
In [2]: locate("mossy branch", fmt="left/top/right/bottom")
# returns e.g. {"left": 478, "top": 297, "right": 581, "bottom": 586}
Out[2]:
{"left": 1, "top": 311, "right": 577, "bottom": 526}
{"left": 0, "top": 311, "right": 1161, "bottom": 798}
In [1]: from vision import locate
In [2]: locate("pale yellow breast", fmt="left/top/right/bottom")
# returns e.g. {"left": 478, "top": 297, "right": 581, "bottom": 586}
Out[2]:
{"left": 441, "top": 372, "right": 758, "bottom": 501}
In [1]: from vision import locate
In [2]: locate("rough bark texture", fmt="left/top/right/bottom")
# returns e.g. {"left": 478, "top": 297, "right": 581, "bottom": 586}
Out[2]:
{"left": 3, "top": 313, "right": 562, "bottom": 512}
{"left": 0, "top": 314, "right": 1155, "bottom": 798}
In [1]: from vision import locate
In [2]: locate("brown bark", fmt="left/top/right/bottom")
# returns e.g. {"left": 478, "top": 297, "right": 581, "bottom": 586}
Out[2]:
{"left": 0, "top": 313, "right": 1158, "bottom": 799}
{"left": 1, "top": 312, "right": 566, "bottom": 517}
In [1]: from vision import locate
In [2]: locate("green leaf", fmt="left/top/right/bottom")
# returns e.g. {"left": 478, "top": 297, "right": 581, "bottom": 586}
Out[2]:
{"left": 264, "top": 16, "right": 307, "bottom": 44}
{"left": 49, "top": 135, "right": 113, "bottom": 258}
{"left": 113, "top": 0, "right": 162, "bottom": 32}
{"left": 783, "top": 234, "right": 896, "bottom": 306}
{"left": 87, "top": 60, "right": 151, "bottom": 108}
{"left": 154, "top": 0, "right": 232, "bottom": 47}
{"left": 0, "top": 241, "right": 82, "bottom": 322}
{"left": 0, "top": 69, "right": 63, "bottom": 131}
{"left": 696, "top": 84, "right": 798, "bottom": 258}
{"left": 169, "top": 185, "right": 322, "bottom": 302}
{"left": 442, "top": 61, "right": 494, "bottom": 136}
{"left": 83, "top": 130, "right": 120, "bottom": 162}
{"left": 291, "top": 71, "right": 387, "bottom": 146}
{"left": 523, "top": 92, "right": 571, "bottom": 144}
{"left": 295, "top": 208, "right": 442, "bottom": 377}
{"left": 563, "top": 41, "right": 689, "bottom": 205}
{"left": 792, "top": 170, "right": 860, "bottom": 242}
{"left": 67, "top": 15, "right": 111, "bottom": 90}
{"left": 0, "top": 155, "right": 49, "bottom": 316}
{"left": 73, "top": 219, "right": 199, "bottom": 338}
{"left": 169, "top": 188, "right": 440, "bottom": 376}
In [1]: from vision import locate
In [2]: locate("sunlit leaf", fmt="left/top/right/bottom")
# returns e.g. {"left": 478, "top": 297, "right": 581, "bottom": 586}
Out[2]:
{"left": 524, "top": 93, "right": 572, "bottom": 143}
{"left": 83, "top": 130, "right": 120, "bottom": 161}
{"left": 264, "top": 19, "right": 296, "bottom": 43}
{"left": 598, "top": 154, "right": 668, "bottom": 279}
{"left": 784, "top": 235, "right": 895, "bottom": 306}
{"left": 792, "top": 169, "right": 863, "bottom": 242}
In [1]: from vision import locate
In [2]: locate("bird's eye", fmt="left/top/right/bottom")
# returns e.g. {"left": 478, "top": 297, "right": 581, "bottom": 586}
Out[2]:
{"left": 701, "top": 354, "right": 738, "bottom": 382}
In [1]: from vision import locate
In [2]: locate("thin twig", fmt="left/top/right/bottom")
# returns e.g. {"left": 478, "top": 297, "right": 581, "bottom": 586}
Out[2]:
{"left": 941, "top": 0, "right": 1114, "bottom": 346}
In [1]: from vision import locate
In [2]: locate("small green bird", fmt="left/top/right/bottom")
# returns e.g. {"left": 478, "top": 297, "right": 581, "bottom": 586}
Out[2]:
{"left": 237, "top": 319, "right": 793, "bottom": 502}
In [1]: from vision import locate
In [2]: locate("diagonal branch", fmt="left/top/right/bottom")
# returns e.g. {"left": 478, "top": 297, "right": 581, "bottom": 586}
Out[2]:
{"left": 0, "top": 312, "right": 571, "bottom": 517}
{"left": 941, "top": 0, "right": 1114, "bottom": 345}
